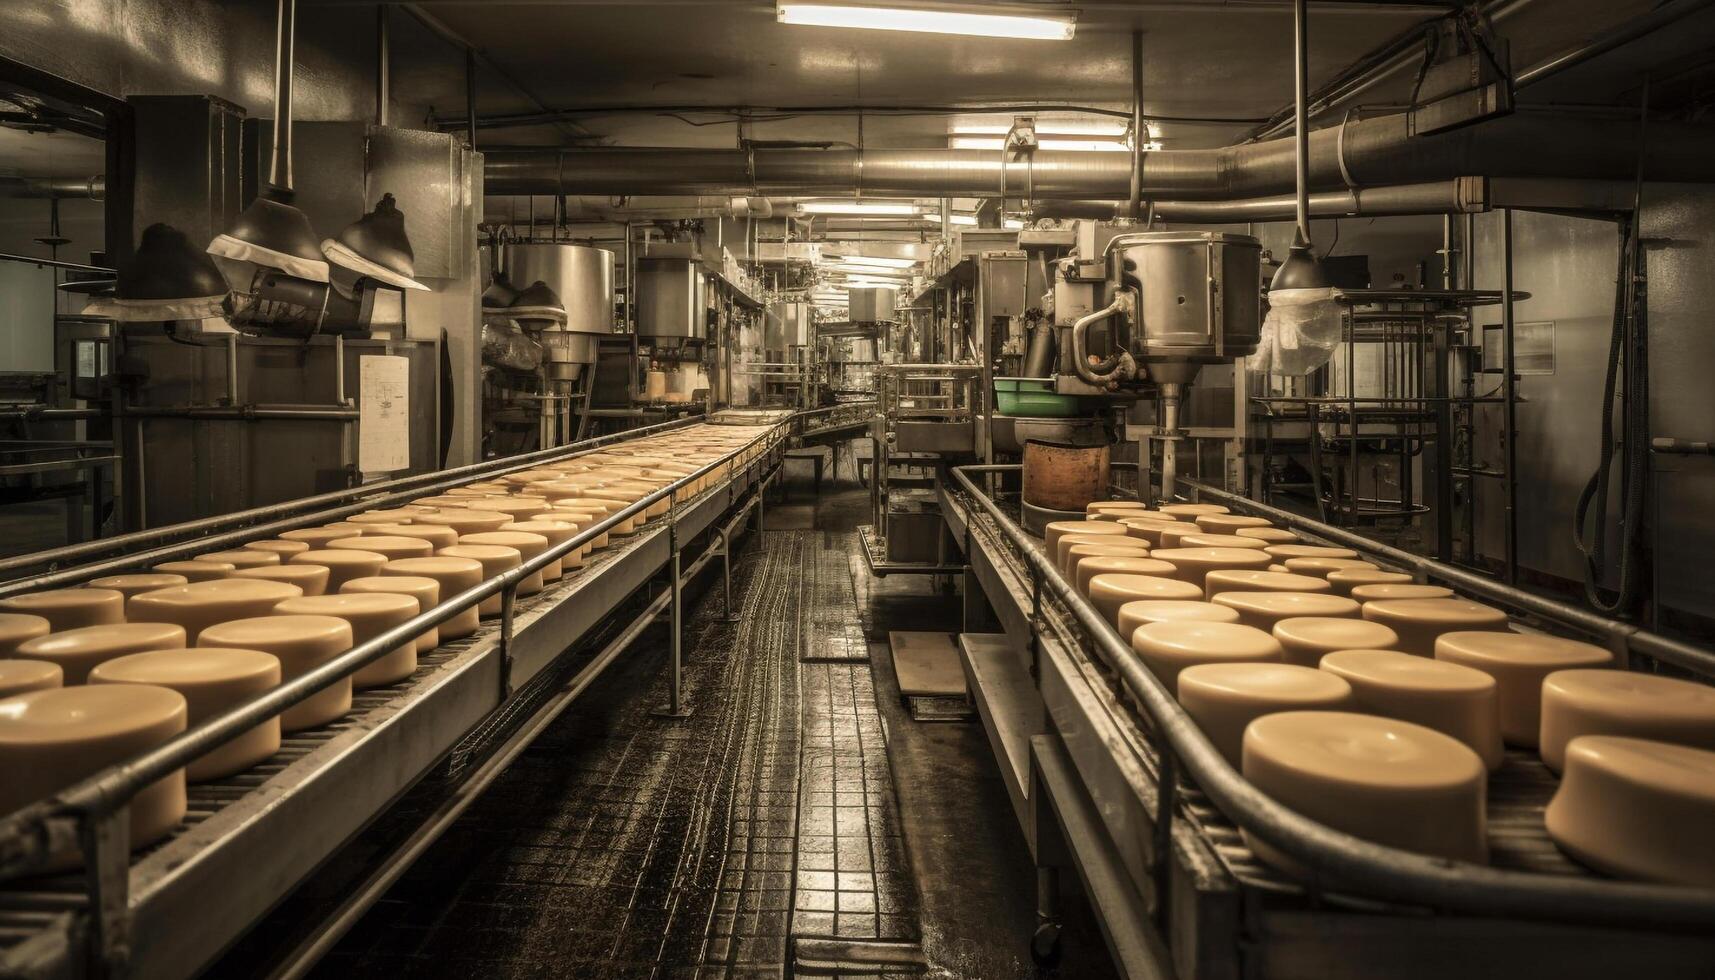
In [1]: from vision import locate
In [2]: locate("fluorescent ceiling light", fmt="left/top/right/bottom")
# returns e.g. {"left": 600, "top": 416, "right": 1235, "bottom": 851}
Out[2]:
{"left": 1003, "top": 218, "right": 1026, "bottom": 230}
{"left": 799, "top": 200, "right": 919, "bottom": 216}
{"left": 949, "top": 136, "right": 1128, "bottom": 152}
{"left": 778, "top": 1, "right": 1076, "bottom": 40}
{"left": 951, "top": 120, "right": 1125, "bottom": 137}
{"left": 947, "top": 214, "right": 978, "bottom": 226}
{"left": 835, "top": 254, "right": 916, "bottom": 268}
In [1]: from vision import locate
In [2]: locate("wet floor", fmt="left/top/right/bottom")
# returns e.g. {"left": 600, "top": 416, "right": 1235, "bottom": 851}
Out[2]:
{"left": 283, "top": 445, "right": 1117, "bottom": 980}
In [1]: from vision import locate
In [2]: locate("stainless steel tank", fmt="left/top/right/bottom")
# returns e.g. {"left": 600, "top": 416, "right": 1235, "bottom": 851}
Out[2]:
{"left": 765, "top": 301, "right": 811, "bottom": 349}
{"left": 1106, "top": 231, "right": 1262, "bottom": 367}
{"left": 503, "top": 243, "right": 614, "bottom": 334}
{"left": 635, "top": 258, "right": 707, "bottom": 343}
{"left": 848, "top": 287, "right": 897, "bottom": 324}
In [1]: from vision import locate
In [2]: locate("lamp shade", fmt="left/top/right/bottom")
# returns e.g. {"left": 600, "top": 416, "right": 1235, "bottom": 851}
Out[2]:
{"left": 208, "top": 188, "right": 330, "bottom": 285}
{"left": 322, "top": 193, "right": 427, "bottom": 292}
{"left": 85, "top": 224, "right": 229, "bottom": 322}
{"left": 505, "top": 280, "right": 568, "bottom": 327}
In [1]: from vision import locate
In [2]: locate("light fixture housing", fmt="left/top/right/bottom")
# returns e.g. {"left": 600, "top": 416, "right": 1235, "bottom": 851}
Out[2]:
{"left": 949, "top": 136, "right": 1127, "bottom": 152}
{"left": 835, "top": 254, "right": 917, "bottom": 269}
{"left": 798, "top": 200, "right": 920, "bottom": 216}
{"left": 777, "top": 0, "right": 1076, "bottom": 40}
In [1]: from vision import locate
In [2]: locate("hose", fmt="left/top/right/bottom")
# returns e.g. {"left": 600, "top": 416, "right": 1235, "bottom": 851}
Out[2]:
{"left": 1068, "top": 295, "right": 1136, "bottom": 388}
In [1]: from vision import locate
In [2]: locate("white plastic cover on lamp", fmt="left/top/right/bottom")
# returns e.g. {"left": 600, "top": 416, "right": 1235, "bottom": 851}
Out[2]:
{"left": 1253, "top": 286, "right": 1343, "bottom": 376}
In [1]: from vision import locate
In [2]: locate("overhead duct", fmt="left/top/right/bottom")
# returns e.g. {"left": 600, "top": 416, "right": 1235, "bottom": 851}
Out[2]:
{"left": 486, "top": 195, "right": 776, "bottom": 224}
{"left": 483, "top": 111, "right": 1715, "bottom": 201}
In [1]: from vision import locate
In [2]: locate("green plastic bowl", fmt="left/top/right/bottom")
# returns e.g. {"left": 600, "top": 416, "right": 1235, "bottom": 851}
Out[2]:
{"left": 994, "top": 377, "right": 1099, "bottom": 418}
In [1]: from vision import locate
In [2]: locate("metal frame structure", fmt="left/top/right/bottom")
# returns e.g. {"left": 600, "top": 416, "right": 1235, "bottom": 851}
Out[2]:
{"left": 942, "top": 463, "right": 1715, "bottom": 979}
{"left": 0, "top": 414, "right": 789, "bottom": 978}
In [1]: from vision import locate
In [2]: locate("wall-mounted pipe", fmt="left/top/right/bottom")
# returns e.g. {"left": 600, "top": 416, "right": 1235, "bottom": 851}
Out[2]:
{"left": 0, "top": 177, "right": 105, "bottom": 201}
{"left": 481, "top": 111, "right": 1715, "bottom": 201}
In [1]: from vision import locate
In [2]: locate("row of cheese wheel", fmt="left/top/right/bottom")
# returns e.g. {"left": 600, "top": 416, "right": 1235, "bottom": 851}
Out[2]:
{"left": 1044, "top": 499, "right": 1715, "bottom": 887}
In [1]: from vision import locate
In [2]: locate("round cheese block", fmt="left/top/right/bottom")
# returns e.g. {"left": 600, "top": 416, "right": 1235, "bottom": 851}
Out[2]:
{"left": 458, "top": 531, "right": 551, "bottom": 595}
{"left": 342, "top": 575, "right": 440, "bottom": 652}
{"left": 1434, "top": 630, "right": 1612, "bottom": 747}
{"left": 1194, "top": 514, "right": 1273, "bottom": 534}
{"left": 589, "top": 482, "right": 671, "bottom": 520}
{"left": 1538, "top": 669, "right": 1715, "bottom": 774}
{"left": 1321, "top": 649, "right": 1504, "bottom": 770}
{"left": 1282, "top": 557, "right": 1380, "bottom": 579}
{"left": 198, "top": 549, "right": 281, "bottom": 569}
{"left": 1179, "top": 533, "right": 1272, "bottom": 552}
{"left": 273, "top": 592, "right": 419, "bottom": 689}
{"left": 1150, "top": 547, "right": 1273, "bottom": 587}
{"left": 14, "top": 622, "right": 188, "bottom": 684}
{"left": 437, "top": 544, "right": 521, "bottom": 616}
{"left": 1326, "top": 568, "right": 1414, "bottom": 596}
{"left": 1271, "top": 616, "right": 1400, "bottom": 667}
{"left": 1085, "top": 500, "right": 1152, "bottom": 521}
{"left": 1265, "top": 544, "right": 1360, "bottom": 561}
{"left": 414, "top": 509, "right": 513, "bottom": 535}
{"left": 1117, "top": 517, "right": 1188, "bottom": 547}
{"left": 1213, "top": 592, "right": 1361, "bottom": 633}
{"left": 0, "top": 659, "right": 63, "bottom": 698}
{"left": 1236, "top": 527, "right": 1298, "bottom": 544}
{"left": 1075, "top": 556, "right": 1178, "bottom": 597}
{"left": 1156, "top": 525, "right": 1212, "bottom": 549}
{"left": 344, "top": 511, "right": 409, "bottom": 527}
{"left": 151, "top": 559, "right": 235, "bottom": 582}
{"left": 1159, "top": 503, "right": 1228, "bottom": 517}
{"left": 0, "top": 684, "right": 188, "bottom": 862}
{"left": 1361, "top": 597, "right": 1509, "bottom": 656}
{"left": 366, "top": 522, "right": 460, "bottom": 551}
{"left": 328, "top": 535, "right": 433, "bottom": 563}
{"left": 541, "top": 510, "right": 601, "bottom": 560}
{"left": 127, "top": 579, "right": 303, "bottom": 644}
{"left": 1130, "top": 620, "right": 1282, "bottom": 695}
{"left": 245, "top": 539, "right": 311, "bottom": 559}
{"left": 383, "top": 557, "right": 482, "bottom": 640}
{"left": 89, "top": 573, "right": 189, "bottom": 600}
{"left": 1350, "top": 582, "right": 1455, "bottom": 603}
{"left": 1116, "top": 600, "right": 1239, "bottom": 638}
{"left": 0, "top": 588, "right": 125, "bottom": 631}
{"left": 199, "top": 616, "right": 354, "bottom": 731}
{"left": 1043, "top": 520, "right": 1128, "bottom": 556}
{"left": 1179, "top": 663, "right": 1353, "bottom": 766}
{"left": 290, "top": 549, "right": 387, "bottom": 592}
{"left": 1202, "top": 569, "right": 1330, "bottom": 601}
{"left": 278, "top": 527, "right": 351, "bottom": 549}
{"left": 1242, "top": 711, "right": 1488, "bottom": 873}
{"left": 506, "top": 520, "right": 581, "bottom": 578}
{"left": 90, "top": 647, "right": 281, "bottom": 781}
{"left": 319, "top": 522, "right": 373, "bottom": 537}
{"left": 1088, "top": 574, "right": 1203, "bottom": 626}
{"left": 1545, "top": 736, "right": 1715, "bottom": 886}
{"left": 550, "top": 498, "right": 625, "bottom": 539}
{"left": 0, "top": 613, "right": 51, "bottom": 656}
{"left": 231, "top": 563, "right": 330, "bottom": 597}
{"left": 1055, "top": 533, "right": 1148, "bottom": 575}
{"left": 481, "top": 497, "right": 554, "bottom": 523}
{"left": 1065, "top": 543, "right": 1153, "bottom": 584}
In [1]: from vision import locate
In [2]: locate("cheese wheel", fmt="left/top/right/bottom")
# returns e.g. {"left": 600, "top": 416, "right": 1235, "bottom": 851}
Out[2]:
{"left": 1178, "top": 533, "right": 1271, "bottom": 551}
{"left": 1236, "top": 527, "right": 1298, "bottom": 544}
{"left": 1156, "top": 525, "right": 1210, "bottom": 549}
{"left": 1150, "top": 547, "right": 1273, "bottom": 587}
{"left": 1055, "top": 533, "right": 1148, "bottom": 575}
{"left": 231, "top": 563, "right": 330, "bottom": 597}
{"left": 0, "top": 659, "right": 62, "bottom": 698}
{"left": 151, "top": 559, "right": 236, "bottom": 582}
{"left": 0, "top": 588, "right": 125, "bottom": 631}
{"left": 1545, "top": 736, "right": 1715, "bottom": 886}
{"left": 1117, "top": 517, "right": 1188, "bottom": 547}
{"left": 344, "top": 511, "right": 410, "bottom": 527}
{"left": 328, "top": 535, "right": 433, "bottom": 562}
{"left": 0, "top": 685, "right": 188, "bottom": 863}
{"left": 1538, "top": 669, "right": 1715, "bottom": 774}
{"left": 290, "top": 549, "right": 387, "bottom": 592}
{"left": 1434, "top": 630, "right": 1611, "bottom": 747}
{"left": 14, "top": 622, "right": 187, "bottom": 684}
{"left": 342, "top": 576, "right": 440, "bottom": 652}
{"left": 199, "top": 616, "right": 354, "bottom": 731}
{"left": 1282, "top": 557, "right": 1380, "bottom": 579}
{"left": 437, "top": 544, "right": 522, "bottom": 616}
{"left": 1130, "top": 620, "right": 1281, "bottom": 695}
{"left": 1212, "top": 591, "right": 1360, "bottom": 632}
{"left": 481, "top": 497, "right": 554, "bottom": 523}
{"left": 243, "top": 540, "right": 311, "bottom": 560}
{"left": 1116, "top": 600, "right": 1239, "bottom": 639}
{"left": 198, "top": 549, "right": 281, "bottom": 569}
{"left": 1350, "top": 583, "right": 1455, "bottom": 603}
{"left": 507, "top": 520, "right": 581, "bottom": 578}
{"left": 89, "top": 573, "right": 188, "bottom": 600}
{"left": 1194, "top": 514, "right": 1273, "bottom": 534}
{"left": 1179, "top": 663, "right": 1352, "bottom": 766}
{"left": 1271, "top": 616, "right": 1400, "bottom": 667}
{"left": 542, "top": 509, "right": 602, "bottom": 559}
{"left": 278, "top": 527, "right": 350, "bottom": 549}
{"left": 273, "top": 592, "right": 419, "bottom": 689}
{"left": 1158, "top": 503, "right": 1228, "bottom": 517}
{"left": 1243, "top": 711, "right": 1488, "bottom": 873}
{"left": 1320, "top": 649, "right": 1504, "bottom": 770}
{"left": 1085, "top": 500, "right": 1152, "bottom": 521}
{"left": 383, "top": 557, "right": 483, "bottom": 640}
{"left": 1265, "top": 544, "right": 1360, "bottom": 560}
{"left": 90, "top": 647, "right": 281, "bottom": 781}
{"left": 414, "top": 509, "right": 513, "bottom": 535}
{"left": 0, "top": 613, "right": 51, "bottom": 656}
{"left": 1326, "top": 568, "right": 1414, "bottom": 596}
{"left": 1202, "top": 569, "right": 1330, "bottom": 601}
{"left": 1043, "top": 520, "right": 1127, "bottom": 556}
{"left": 127, "top": 579, "right": 303, "bottom": 644}
{"left": 458, "top": 531, "right": 551, "bottom": 595}
{"left": 1088, "top": 574, "right": 1202, "bottom": 626}
{"left": 1074, "top": 556, "right": 1178, "bottom": 597}
{"left": 366, "top": 523, "right": 459, "bottom": 551}
{"left": 1361, "top": 598, "right": 1508, "bottom": 656}
{"left": 1065, "top": 543, "right": 1153, "bottom": 584}
{"left": 551, "top": 498, "right": 626, "bottom": 539}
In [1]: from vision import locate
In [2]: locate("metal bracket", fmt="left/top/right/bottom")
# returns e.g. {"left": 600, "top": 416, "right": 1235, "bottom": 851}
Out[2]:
{"left": 80, "top": 808, "right": 131, "bottom": 977}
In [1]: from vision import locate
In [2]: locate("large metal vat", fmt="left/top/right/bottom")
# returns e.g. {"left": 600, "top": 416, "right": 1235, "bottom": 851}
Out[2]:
{"left": 1107, "top": 231, "right": 1262, "bottom": 364}
{"left": 504, "top": 244, "right": 614, "bottom": 334}
{"left": 849, "top": 287, "right": 897, "bottom": 324}
{"left": 635, "top": 258, "right": 707, "bottom": 343}
{"left": 765, "top": 301, "right": 811, "bottom": 349}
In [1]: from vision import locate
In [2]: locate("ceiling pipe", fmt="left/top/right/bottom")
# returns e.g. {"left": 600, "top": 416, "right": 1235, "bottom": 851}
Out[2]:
{"left": 1, "top": 177, "right": 105, "bottom": 200}
{"left": 1035, "top": 179, "right": 1491, "bottom": 221}
{"left": 481, "top": 110, "right": 1715, "bottom": 201}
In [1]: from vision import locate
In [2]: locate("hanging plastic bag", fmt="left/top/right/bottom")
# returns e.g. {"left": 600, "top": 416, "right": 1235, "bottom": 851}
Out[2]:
{"left": 1257, "top": 286, "right": 1343, "bottom": 376}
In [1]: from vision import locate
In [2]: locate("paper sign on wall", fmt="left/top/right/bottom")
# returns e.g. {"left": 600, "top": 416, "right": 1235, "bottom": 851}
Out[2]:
{"left": 359, "top": 355, "right": 410, "bottom": 473}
